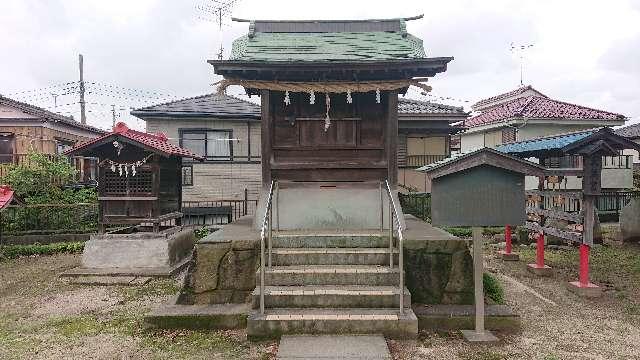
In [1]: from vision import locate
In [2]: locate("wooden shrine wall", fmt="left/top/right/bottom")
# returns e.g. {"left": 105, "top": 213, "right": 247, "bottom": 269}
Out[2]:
{"left": 262, "top": 90, "right": 397, "bottom": 183}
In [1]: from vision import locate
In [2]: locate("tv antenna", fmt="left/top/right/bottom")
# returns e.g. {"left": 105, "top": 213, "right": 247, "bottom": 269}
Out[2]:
{"left": 196, "top": 0, "right": 240, "bottom": 60}
{"left": 510, "top": 42, "right": 534, "bottom": 86}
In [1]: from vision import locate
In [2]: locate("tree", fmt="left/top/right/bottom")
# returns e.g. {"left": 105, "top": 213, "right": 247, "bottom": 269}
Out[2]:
{"left": 1, "top": 152, "right": 96, "bottom": 203}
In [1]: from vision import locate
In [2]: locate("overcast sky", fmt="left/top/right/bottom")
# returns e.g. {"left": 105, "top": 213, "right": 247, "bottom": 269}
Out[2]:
{"left": 1, "top": 0, "right": 640, "bottom": 131}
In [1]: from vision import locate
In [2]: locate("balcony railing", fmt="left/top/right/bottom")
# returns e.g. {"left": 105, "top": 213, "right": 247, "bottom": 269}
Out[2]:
{"left": 405, "top": 154, "right": 448, "bottom": 168}
{"left": 0, "top": 153, "right": 98, "bottom": 182}
{"left": 543, "top": 155, "right": 633, "bottom": 169}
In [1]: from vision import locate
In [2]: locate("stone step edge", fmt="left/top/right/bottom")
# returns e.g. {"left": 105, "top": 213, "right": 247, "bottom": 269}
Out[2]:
{"left": 257, "top": 266, "right": 400, "bottom": 275}
{"left": 249, "top": 308, "right": 417, "bottom": 322}
{"left": 272, "top": 248, "right": 398, "bottom": 254}
{"left": 274, "top": 233, "right": 386, "bottom": 238}
{"left": 251, "top": 286, "right": 410, "bottom": 296}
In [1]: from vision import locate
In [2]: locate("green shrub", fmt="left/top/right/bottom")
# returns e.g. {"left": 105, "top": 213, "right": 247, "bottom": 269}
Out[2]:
{"left": 194, "top": 227, "right": 212, "bottom": 240}
{"left": 482, "top": 227, "right": 504, "bottom": 236}
{"left": 0, "top": 242, "right": 84, "bottom": 260}
{"left": 444, "top": 227, "right": 472, "bottom": 237}
{"left": 483, "top": 273, "right": 505, "bottom": 304}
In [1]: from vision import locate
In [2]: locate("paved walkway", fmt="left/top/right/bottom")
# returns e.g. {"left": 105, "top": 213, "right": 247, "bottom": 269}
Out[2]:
{"left": 276, "top": 335, "right": 391, "bottom": 359}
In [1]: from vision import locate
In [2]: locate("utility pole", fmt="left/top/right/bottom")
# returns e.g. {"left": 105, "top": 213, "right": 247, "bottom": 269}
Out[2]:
{"left": 79, "top": 54, "right": 87, "bottom": 124}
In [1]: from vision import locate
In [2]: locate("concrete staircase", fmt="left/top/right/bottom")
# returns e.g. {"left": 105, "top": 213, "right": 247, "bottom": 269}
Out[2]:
{"left": 246, "top": 231, "right": 418, "bottom": 340}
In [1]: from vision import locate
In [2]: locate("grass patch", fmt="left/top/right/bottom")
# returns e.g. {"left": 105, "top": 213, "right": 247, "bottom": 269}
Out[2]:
{"left": 141, "top": 329, "right": 252, "bottom": 359}
{"left": 46, "top": 315, "right": 104, "bottom": 338}
{"left": 117, "top": 279, "right": 180, "bottom": 302}
{"left": 0, "top": 242, "right": 84, "bottom": 260}
{"left": 442, "top": 227, "right": 504, "bottom": 238}
{"left": 517, "top": 243, "right": 640, "bottom": 288}
{"left": 483, "top": 273, "right": 505, "bottom": 304}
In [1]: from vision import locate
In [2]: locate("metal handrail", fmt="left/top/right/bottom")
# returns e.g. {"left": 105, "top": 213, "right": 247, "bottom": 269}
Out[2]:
{"left": 259, "top": 180, "right": 276, "bottom": 315}
{"left": 384, "top": 179, "right": 406, "bottom": 315}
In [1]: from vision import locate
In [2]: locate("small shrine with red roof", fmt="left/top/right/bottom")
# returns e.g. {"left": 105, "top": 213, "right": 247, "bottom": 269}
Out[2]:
{"left": 65, "top": 122, "right": 203, "bottom": 233}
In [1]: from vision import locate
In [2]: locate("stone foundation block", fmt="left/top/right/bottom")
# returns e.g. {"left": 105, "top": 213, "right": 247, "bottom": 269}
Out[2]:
{"left": 527, "top": 264, "right": 553, "bottom": 277}
{"left": 567, "top": 281, "right": 603, "bottom": 298}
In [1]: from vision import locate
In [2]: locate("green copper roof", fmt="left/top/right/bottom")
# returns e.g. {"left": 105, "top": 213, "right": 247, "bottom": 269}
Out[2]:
{"left": 230, "top": 29, "right": 427, "bottom": 62}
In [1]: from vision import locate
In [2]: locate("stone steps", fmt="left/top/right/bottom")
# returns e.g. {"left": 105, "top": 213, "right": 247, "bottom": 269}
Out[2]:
{"left": 273, "top": 231, "right": 390, "bottom": 248}
{"left": 271, "top": 247, "right": 398, "bottom": 266}
{"left": 247, "top": 308, "right": 418, "bottom": 340}
{"left": 257, "top": 265, "right": 400, "bottom": 286}
{"left": 249, "top": 228, "right": 415, "bottom": 340}
{"left": 251, "top": 285, "right": 411, "bottom": 309}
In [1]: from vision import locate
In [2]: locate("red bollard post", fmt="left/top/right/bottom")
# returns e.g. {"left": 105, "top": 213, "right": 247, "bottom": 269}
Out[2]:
{"left": 499, "top": 225, "right": 519, "bottom": 261}
{"left": 527, "top": 232, "right": 552, "bottom": 276}
{"left": 568, "top": 243, "right": 602, "bottom": 297}
{"left": 536, "top": 232, "right": 545, "bottom": 267}
{"left": 579, "top": 244, "right": 589, "bottom": 286}
{"left": 505, "top": 225, "right": 512, "bottom": 254}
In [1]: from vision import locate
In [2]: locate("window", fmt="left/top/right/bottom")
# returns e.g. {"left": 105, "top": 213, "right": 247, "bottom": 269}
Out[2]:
{"left": 56, "top": 138, "right": 74, "bottom": 155}
{"left": 182, "top": 165, "right": 193, "bottom": 186}
{"left": 180, "top": 130, "right": 232, "bottom": 161}
{"left": 0, "top": 133, "right": 14, "bottom": 164}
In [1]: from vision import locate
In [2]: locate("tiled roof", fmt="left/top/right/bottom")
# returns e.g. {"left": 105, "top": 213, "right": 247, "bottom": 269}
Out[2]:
{"left": 494, "top": 128, "right": 597, "bottom": 155}
{"left": 398, "top": 98, "right": 466, "bottom": 115}
{"left": 615, "top": 123, "right": 640, "bottom": 139}
{"left": 66, "top": 122, "right": 203, "bottom": 160}
{"left": 472, "top": 85, "right": 547, "bottom": 110}
{"left": 230, "top": 18, "right": 426, "bottom": 62}
{"left": 0, "top": 95, "right": 106, "bottom": 134}
{"left": 131, "top": 93, "right": 260, "bottom": 119}
{"left": 0, "top": 185, "right": 15, "bottom": 210}
{"left": 465, "top": 96, "right": 625, "bottom": 128}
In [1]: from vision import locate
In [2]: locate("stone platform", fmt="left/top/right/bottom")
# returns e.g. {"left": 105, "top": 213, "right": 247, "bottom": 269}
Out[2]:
{"left": 61, "top": 226, "right": 195, "bottom": 279}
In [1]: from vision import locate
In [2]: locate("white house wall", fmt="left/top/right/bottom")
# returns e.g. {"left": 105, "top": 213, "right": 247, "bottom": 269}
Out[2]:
{"left": 145, "top": 117, "right": 262, "bottom": 202}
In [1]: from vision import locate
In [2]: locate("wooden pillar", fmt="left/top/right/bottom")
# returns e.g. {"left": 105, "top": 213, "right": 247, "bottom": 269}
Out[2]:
{"left": 567, "top": 154, "right": 602, "bottom": 297}
{"left": 260, "top": 90, "right": 272, "bottom": 188}
{"left": 386, "top": 91, "right": 398, "bottom": 186}
{"left": 461, "top": 227, "right": 498, "bottom": 342}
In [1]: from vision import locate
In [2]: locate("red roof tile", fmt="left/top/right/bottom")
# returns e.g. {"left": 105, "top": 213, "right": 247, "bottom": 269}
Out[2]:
{"left": 471, "top": 85, "right": 547, "bottom": 110}
{"left": 465, "top": 96, "right": 625, "bottom": 128}
{"left": 65, "top": 122, "right": 204, "bottom": 160}
{"left": 0, "top": 185, "right": 15, "bottom": 209}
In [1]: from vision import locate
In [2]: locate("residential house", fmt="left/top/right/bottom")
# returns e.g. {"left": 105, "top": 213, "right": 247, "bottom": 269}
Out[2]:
{"left": 0, "top": 95, "right": 106, "bottom": 180}
{"left": 397, "top": 98, "right": 466, "bottom": 192}
{"left": 131, "top": 94, "right": 262, "bottom": 202}
{"left": 134, "top": 94, "right": 463, "bottom": 199}
{"left": 460, "top": 86, "right": 632, "bottom": 190}
{"left": 615, "top": 123, "right": 640, "bottom": 169}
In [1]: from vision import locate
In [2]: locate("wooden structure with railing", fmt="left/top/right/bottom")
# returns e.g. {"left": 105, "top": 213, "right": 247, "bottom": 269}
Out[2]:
{"left": 65, "top": 122, "right": 203, "bottom": 233}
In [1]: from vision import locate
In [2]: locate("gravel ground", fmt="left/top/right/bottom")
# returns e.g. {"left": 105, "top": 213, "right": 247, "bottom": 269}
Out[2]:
{"left": 1, "top": 245, "right": 638, "bottom": 360}
{"left": 0, "top": 253, "right": 275, "bottom": 360}
{"left": 391, "top": 243, "right": 640, "bottom": 360}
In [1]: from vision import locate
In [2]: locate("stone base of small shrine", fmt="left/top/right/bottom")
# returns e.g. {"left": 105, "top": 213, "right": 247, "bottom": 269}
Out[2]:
{"left": 61, "top": 226, "right": 195, "bottom": 279}
{"left": 498, "top": 251, "right": 520, "bottom": 261}
{"left": 567, "top": 281, "right": 603, "bottom": 298}
{"left": 526, "top": 264, "right": 553, "bottom": 277}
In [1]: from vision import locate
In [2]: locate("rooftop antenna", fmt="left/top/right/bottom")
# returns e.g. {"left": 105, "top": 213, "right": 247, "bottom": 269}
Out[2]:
{"left": 510, "top": 42, "right": 534, "bottom": 87}
{"left": 196, "top": 0, "right": 240, "bottom": 60}
{"left": 50, "top": 93, "right": 59, "bottom": 111}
